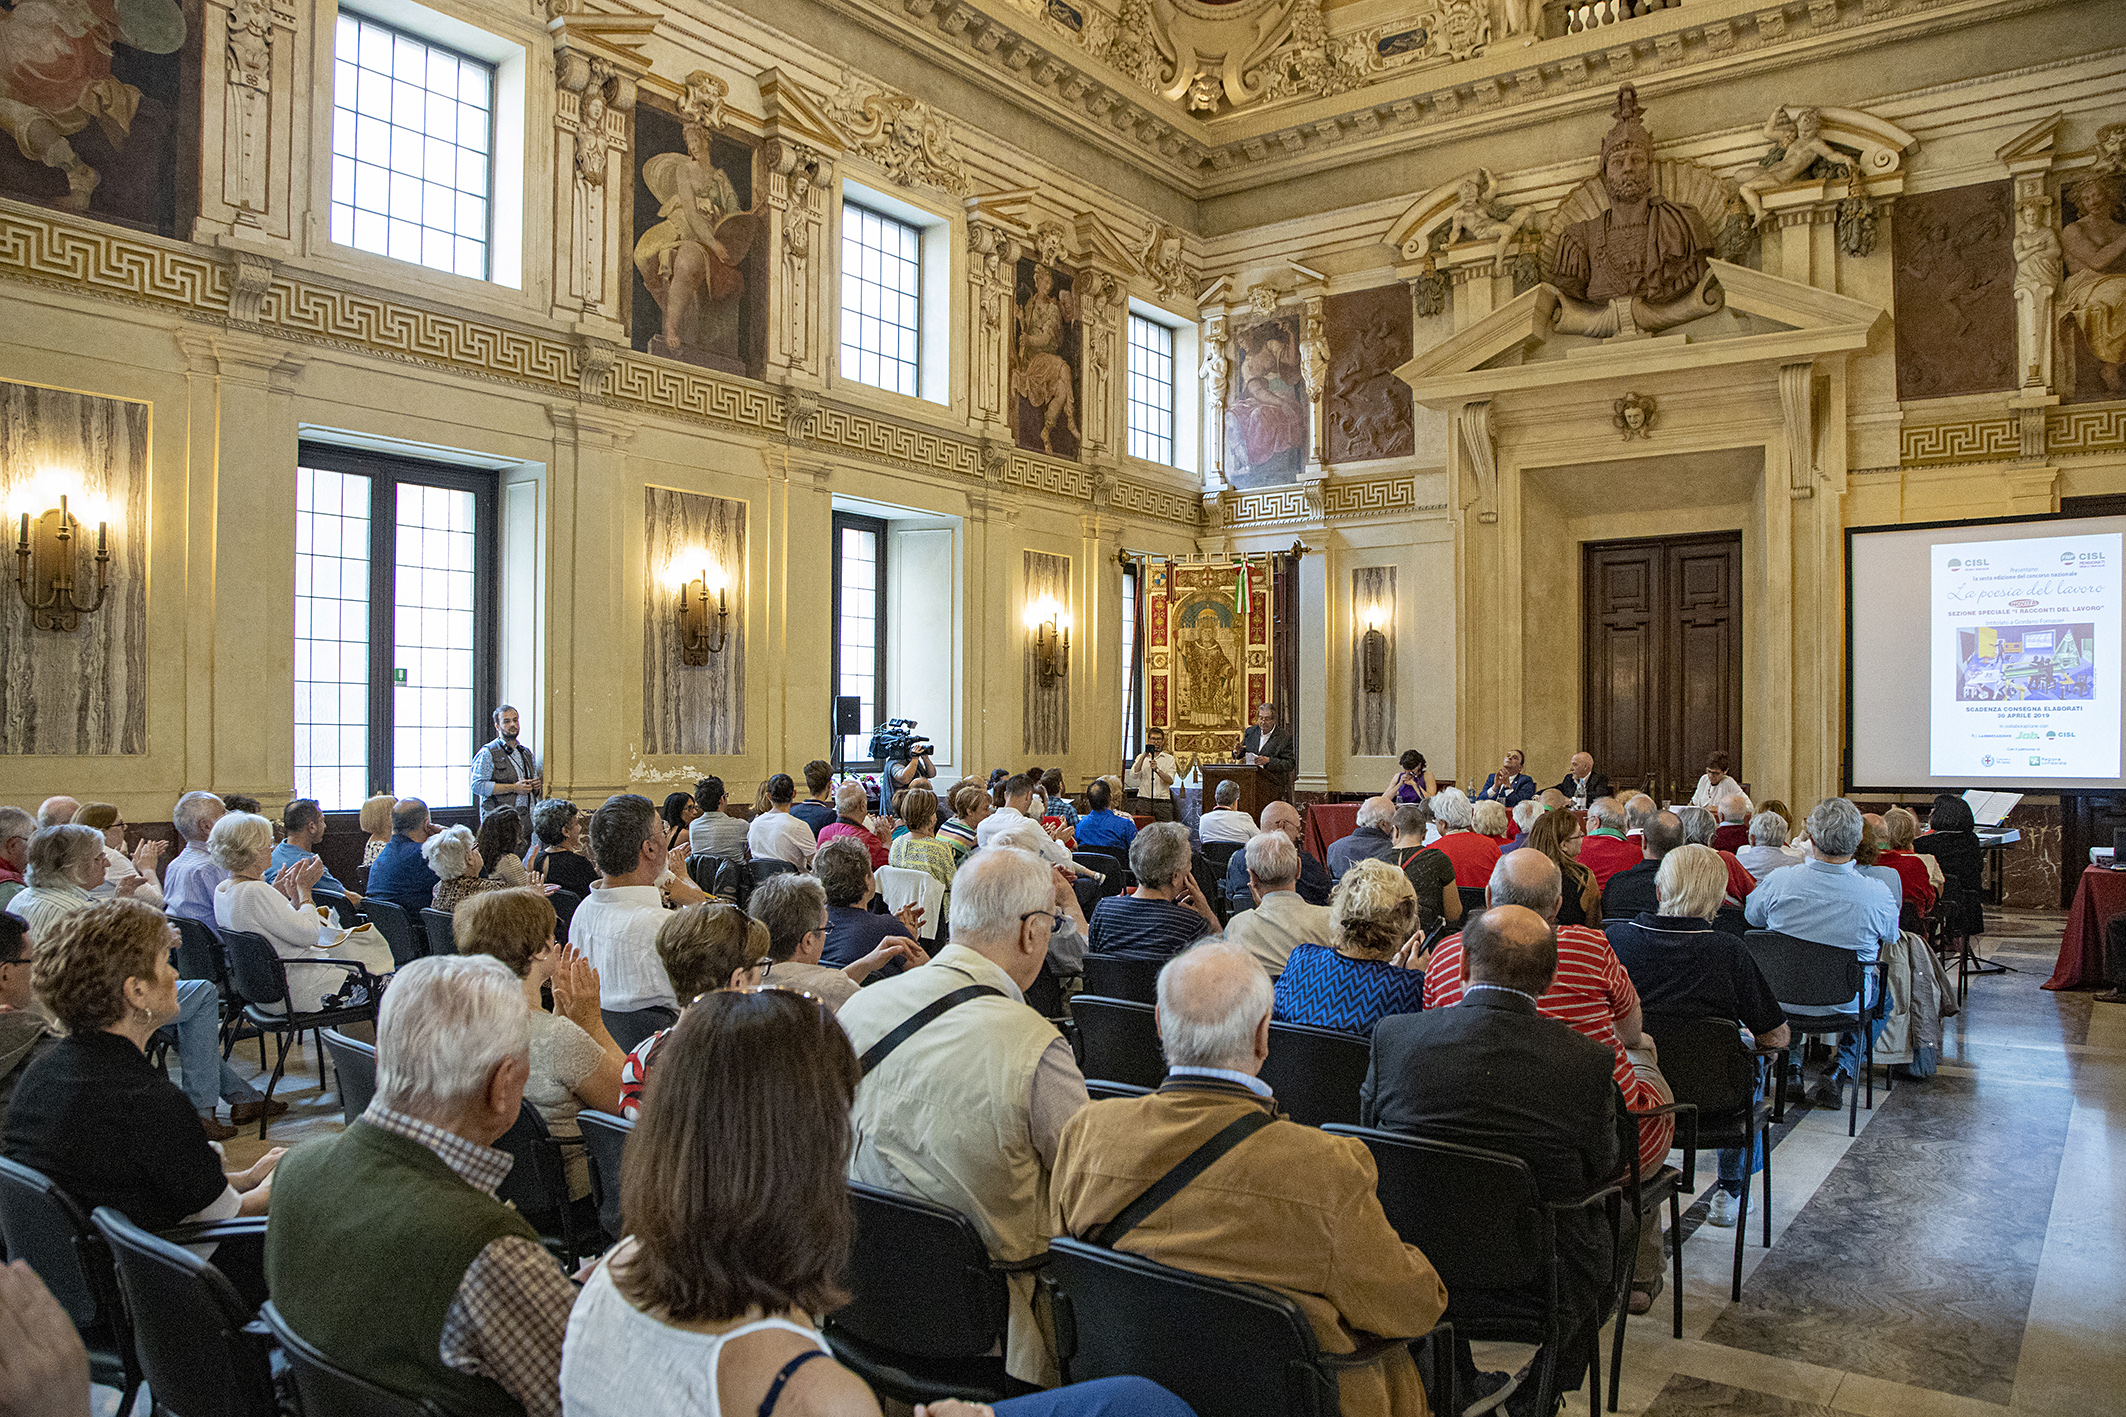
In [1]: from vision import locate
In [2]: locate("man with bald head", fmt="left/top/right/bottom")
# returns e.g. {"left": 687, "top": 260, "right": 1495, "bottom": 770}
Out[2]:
{"left": 1222, "top": 798, "right": 1331, "bottom": 912}
{"left": 1054, "top": 941, "right": 1448, "bottom": 1417}
{"left": 1324, "top": 796, "right": 1397, "bottom": 881}
{"left": 1552, "top": 753, "right": 1610, "bottom": 809}
{"left": 1367, "top": 904, "right": 1630, "bottom": 1416}
{"left": 34, "top": 798, "right": 80, "bottom": 830}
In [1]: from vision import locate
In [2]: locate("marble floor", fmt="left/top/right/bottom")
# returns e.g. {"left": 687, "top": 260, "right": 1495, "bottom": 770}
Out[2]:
{"left": 116, "top": 907, "right": 2126, "bottom": 1417}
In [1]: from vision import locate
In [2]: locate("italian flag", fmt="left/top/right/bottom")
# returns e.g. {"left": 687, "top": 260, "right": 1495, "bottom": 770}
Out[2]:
{"left": 1234, "top": 558, "right": 1252, "bottom": 617}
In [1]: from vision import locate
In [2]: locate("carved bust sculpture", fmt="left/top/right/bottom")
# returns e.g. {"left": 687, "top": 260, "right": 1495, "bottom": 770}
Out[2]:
{"left": 1539, "top": 86, "right": 1725, "bottom": 339}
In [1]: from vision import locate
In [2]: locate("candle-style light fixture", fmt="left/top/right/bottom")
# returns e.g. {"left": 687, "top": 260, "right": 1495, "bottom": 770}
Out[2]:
{"left": 665, "top": 553, "right": 729, "bottom": 665}
{"left": 1026, "top": 594, "right": 1071, "bottom": 686}
{"left": 1362, "top": 602, "right": 1388, "bottom": 694}
{"left": 13, "top": 480, "right": 111, "bottom": 633}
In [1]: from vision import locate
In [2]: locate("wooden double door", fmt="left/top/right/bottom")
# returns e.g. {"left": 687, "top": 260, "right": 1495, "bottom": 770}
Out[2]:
{"left": 1582, "top": 532, "right": 1743, "bottom": 805}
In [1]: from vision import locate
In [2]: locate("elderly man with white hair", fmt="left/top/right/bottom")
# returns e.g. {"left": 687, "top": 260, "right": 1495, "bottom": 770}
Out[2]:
{"left": 1052, "top": 940, "right": 1448, "bottom": 1417}
{"left": 210, "top": 812, "right": 395, "bottom": 1013}
{"left": 1221, "top": 829, "right": 1334, "bottom": 978}
{"left": 1428, "top": 787, "right": 1502, "bottom": 888}
{"left": 1606, "top": 845, "right": 1790, "bottom": 1228}
{"left": 266, "top": 954, "right": 579, "bottom": 1417}
{"left": 1324, "top": 795, "right": 1398, "bottom": 880}
{"left": 34, "top": 796, "right": 80, "bottom": 830}
{"left": 817, "top": 779, "right": 889, "bottom": 868}
{"left": 1711, "top": 794, "right": 1754, "bottom": 853}
{"left": 1734, "top": 811, "right": 1804, "bottom": 880}
{"left": 1088, "top": 822, "right": 1218, "bottom": 961}
{"left": 1197, "top": 778, "right": 1259, "bottom": 845}
{"left": 1745, "top": 797, "right": 1898, "bottom": 1110}
{"left": 1575, "top": 796, "right": 1641, "bottom": 891}
{"left": 161, "top": 791, "right": 229, "bottom": 925}
{"left": 1221, "top": 799, "right": 1333, "bottom": 913}
{"left": 840, "top": 846, "right": 1093, "bottom": 1386}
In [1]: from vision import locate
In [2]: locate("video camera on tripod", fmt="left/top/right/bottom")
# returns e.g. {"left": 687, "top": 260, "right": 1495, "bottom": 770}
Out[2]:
{"left": 869, "top": 717, "right": 934, "bottom": 763}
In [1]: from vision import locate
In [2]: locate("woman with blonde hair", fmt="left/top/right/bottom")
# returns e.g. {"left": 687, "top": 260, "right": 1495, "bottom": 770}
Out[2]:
{"left": 357, "top": 794, "right": 395, "bottom": 869}
{"left": 1272, "top": 858, "right": 1427, "bottom": 1035}
{"left": 1521, "top": 810, "right": 1601, "bottom": 927}
{"left": 615, "top": 903, "right": 775, "bottom": 1119}
{"left": 210, "top": 812, "right": 395, "bottom": 1012}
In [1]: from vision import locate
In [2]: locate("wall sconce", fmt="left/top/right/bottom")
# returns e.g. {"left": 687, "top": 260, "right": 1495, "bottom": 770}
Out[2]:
{"left": 1361, "top": 603, "right": 1388, "bottom": 694}
{"left": 13, "top": 481, "right": 111, "bottom": 633}
{"left": 664, "top": 554, "right": 728, "bottom": 666}
{"left": 1026, "top": 594, "right": 1071, "bottom": 686}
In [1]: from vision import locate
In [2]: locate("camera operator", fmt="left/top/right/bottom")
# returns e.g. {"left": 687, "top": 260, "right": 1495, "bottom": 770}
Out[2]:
{"left": 878, "top": 720, "right": 936, "bottom": 792}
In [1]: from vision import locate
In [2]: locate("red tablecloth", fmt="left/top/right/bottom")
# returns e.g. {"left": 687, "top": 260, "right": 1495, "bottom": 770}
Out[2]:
{"left": 1304, "top": 802, "right": 1362, "bottom": 861}
{"left": 2047, "top": 864, "right": 2126, "bottom": 990}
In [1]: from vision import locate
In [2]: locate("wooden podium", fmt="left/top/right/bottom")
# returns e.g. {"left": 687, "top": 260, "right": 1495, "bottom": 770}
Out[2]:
{"left": 1199, "top": 764, "right": 1284, "bottom": 823}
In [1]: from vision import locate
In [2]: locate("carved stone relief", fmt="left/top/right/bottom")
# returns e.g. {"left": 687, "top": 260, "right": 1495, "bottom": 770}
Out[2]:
{"left": 1324, "top": 285, "right": 1415, "bottom": 464}
{"left": 825, "top": 72, "right": 971, "bottom": 196}
{"left": 1891, "top": 181, "right": 2016, "bottom": 401}
{"left": 1136, "top": 221, "right": 1189, "bottom": 301}
{"left": 765, "top": 138, "right": 829, "bottom": 383}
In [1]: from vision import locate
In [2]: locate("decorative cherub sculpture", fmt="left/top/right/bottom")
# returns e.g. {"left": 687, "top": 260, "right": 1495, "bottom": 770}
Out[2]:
{"left": 1738, "top": 106, "right": 1853, "bottom": 224}
{"left": 1613, "top": 392, "right": 1657, "bottom": 440}
{"left": 1444, "top": 169, "right": 1531, "bottom": 265}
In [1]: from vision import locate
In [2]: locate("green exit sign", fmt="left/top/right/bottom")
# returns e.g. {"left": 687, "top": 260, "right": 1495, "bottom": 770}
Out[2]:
{"left": 393, "top": 668, "right": 407, "bottom": 684}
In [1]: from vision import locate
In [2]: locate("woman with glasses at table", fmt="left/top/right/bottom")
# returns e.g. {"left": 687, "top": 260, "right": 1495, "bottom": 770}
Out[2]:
{"left": 561, "top": 987, "right": 1195, "bottom": 1417}
{"left": 452, "top": 887, "right": 626, "bottom": 1201}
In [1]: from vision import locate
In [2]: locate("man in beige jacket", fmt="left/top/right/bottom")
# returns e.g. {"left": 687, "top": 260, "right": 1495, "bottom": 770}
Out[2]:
{"left": 1050, "top": 940, "right": 1449, "bottom": 1417}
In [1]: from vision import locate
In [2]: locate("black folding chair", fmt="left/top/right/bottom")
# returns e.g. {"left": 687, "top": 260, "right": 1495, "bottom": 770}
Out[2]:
{"left": 823, "top": 1183, "right": 1034, "bottom": 1404}
{"left": 220, "top": 929, "right": 379, "bottom": 1137}
{"left": 93, "top": 1208, "right": 278, "bottom": 1417}
{"left": 1072, "top": 852, "right": 1127, "bottom": 901}
{"left": 1083, "top": 953, "right": 1163, "bottom": 1005}
{"left": 1202, "top": 840, "right": 1244, "bottom": 873}
{"left": 493, "top": 1099, "right": 592, "bottom": 1267}
{"left": 1259, "top": 1021, "right": 1371, "bottom": 1127}
{"left": 1071, "top": 995, "right": 1165, "bottom": 1089}
{"left": 1324, "top": 1126, "right": 1624, "bottom": 1417}
{"left": 710, "top": 857, "right": 753, "bottom": 907}
{"left": 1457, "top": 885, "right": 1489, "bottom": 918}
{"left": 419, "top": 907, "right": 457, "bottom": 957}
{"left": 311, "top": 888, "right": 363, "bottom": 927}
{"left": 1605, "top": 1102, "right": 1694, "bottom": 1406}
{"left": 360, "top": 898, "right": 425, "bottom": 969}
{"left": 1086, "top": 1080, "right": 1152, "bottom": 1101}
{"left": 262, "top": 1301, "right": 448, "bottom": 1416}
{"left": 1043, "top": 1236, "right": 1455, "bottom": 1417}
{"left": 751, "top": 857, "right": 798, "bottom": 882}
{"left": 1640, "top": 1013, "right": 1775, "bottom": 1302}
{"left": 321, "top": 1028, "right": 378, "bottom": 1125}
{"left": 0, "top": 1156, "right": 143, "bottom": 1412}
{"left": 170, "top": 915, "right": 257, "bottom": 1066}
{"left": 551, "top": 887, "right": 582, "bottom": 945}
{"left": 1193, "top": 852, "right": 1234, "bottom": 924}
{"left": 1743, "top": 930, "right": 1889, "bottom": 1136}
{"left": 578, "top": 1110, "right": 634, "bottom": 1245}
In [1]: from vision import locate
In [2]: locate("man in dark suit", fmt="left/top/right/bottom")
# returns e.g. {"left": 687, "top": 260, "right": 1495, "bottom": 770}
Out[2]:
{"left": 1599, "top": 811, "right": 1681, "bottom": 921}
{"left": 1234, "top": 701, "right": 1296, "bottom": 800}
{"left": 1221, "top": 800, "right": 1332, "bottom": 911}
{"left": 1363, "top": 905, "right": 1631, "bottom": 1416}
{"left": 1553, "top": 752, "right": 1612, "bottom": 808}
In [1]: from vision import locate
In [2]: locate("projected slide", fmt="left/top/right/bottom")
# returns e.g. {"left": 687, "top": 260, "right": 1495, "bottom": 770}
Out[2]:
{"left": 1931, "top": 533, "right": 2120, "bottom": 778}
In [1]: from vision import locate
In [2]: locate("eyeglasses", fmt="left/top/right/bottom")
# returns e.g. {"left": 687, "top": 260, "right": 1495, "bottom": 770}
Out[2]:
{"left": 1019, "top": 909, "right": 1067, "bottom": 933}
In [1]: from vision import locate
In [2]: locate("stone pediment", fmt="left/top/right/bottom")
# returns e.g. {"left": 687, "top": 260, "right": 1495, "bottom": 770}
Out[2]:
{"left": 1393, "top": 261, "right": 1885, "bottom": 409}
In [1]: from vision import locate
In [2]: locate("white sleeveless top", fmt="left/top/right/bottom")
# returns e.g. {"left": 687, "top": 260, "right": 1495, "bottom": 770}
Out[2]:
{"left": 560, "top": 1250, "right": 826, "bottom": 1417}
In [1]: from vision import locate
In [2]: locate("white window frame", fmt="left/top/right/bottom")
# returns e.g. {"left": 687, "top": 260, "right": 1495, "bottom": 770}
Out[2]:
{"left": 835, "top": 179, "right": 952, "bottom": 411}
{"left": 1127, "top": 298, "right": 1199, "bottom": 477}
{"left": 318, "top": 0, "right": 526, "bottom": 292}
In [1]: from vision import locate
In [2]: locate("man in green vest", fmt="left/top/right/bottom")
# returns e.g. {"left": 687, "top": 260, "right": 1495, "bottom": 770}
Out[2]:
{"left": 266, "top": 954, "right": 579, "bottom": 1417}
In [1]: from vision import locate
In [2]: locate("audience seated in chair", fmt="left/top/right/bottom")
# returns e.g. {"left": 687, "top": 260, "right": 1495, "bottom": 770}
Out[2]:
{"left": 1599, "top": 811, "right": 1683, "bottom": 923}
{"left": 364, "top": 798, "right": 449, "bottom": 919}
{"left": 839, "top": 846, "right": 1092, "bottom": 1387}
{"left": 1325, "top": 796, "right": 1397, "bottom": 881}
{"left": 7, "top": 823, "right": 144, "bottom": 945}
{"left": 939, "top": 781, "right": 993, "bottom": 860}
{"left": 1745, "top": 798, "right": 1898, "bottom": 1111}
{"left": 1519, "top": 810, "right": 1602, "bottom": 930}
{"left": 889, "top": 787, "right": 958, "bottom": 923}
{"left": 1087, "top": 824, "right": 1217, "bottom": 962}
{"left": 684, "top": 775, "right": 750, "bottom": 867}
{"left": 269, "top": 798, "right": 358, "bottom": 906}
{"left": 1424, "top": 850, "right": 1674, "bottom": 1285}
{"left": 1711, "top": 797, "right": 1754, "bottom": 855}
{"left": 1574, "top": 798, "right": 1640, "bottom": 892}
{"left": 791, "top": 760, "right": 839, "bottom": 839}
{"left": 4, "top": 900, "right": 282, "bottom": 1241}
{"left": 979, "top": 775, "right": 1075, "bottom": 870}
{"left": 1197, "top": 780, "right": 1259, "bottom": 846}
{"left": 453, "top": 888, "right": 626, "bottom": 1202}
{"left": 1272, "top": 859, "right": 1426, "bottom": 1036}
{"left": 1423, "top": 790, "right": 1501, "bottom": 891}
{"left": 211, "top": 811, "right": 395, "bottom": 1013}
{"left": 265, "top": 954, "right": 579, "bottom": 1417}
{"left": 1605, "top": 845, "right": 1790, "bottom": 1230}
{"left": 1221, "top": 830, "right": 1333, "bottom": 980}
{"left": 573, "top": 794, "right": 711, "bottom": 1050}
{"left": 1364, "top": 905, "right": 1631, "bottom": 1416}
{"left": 1876, "top": 808, "right": 1938, "bottom": 915}
{"left": 818, "top": 838, "right": 928, "bottom": 972}
{"left": 1678, "top": 807, "right": 1758, "bottom": 906}
{"left": 1503, "top": 798, "right": 1543, "bottom": 853}
{"left": 0, "top": 805, "right": 31, "bottom": 912}
{"left": 160, "top": 792, "right": 230, "bottom": 926}
{"left": 1050, "top": 940, "right": 1448, "bottom": 1417}
{"left": 1913, "top": 793, "right": 1984, "bottom": 903}
{"left": 1389, "top": 802, "right": 1460, "bottom": 938}
{"left": 748, "top": 774, "right": 820, "bottom": 870}
{"left": 473, "top": 807, "right": 536, "bottom": 889}
{"left": 1733, "top": 811, "right": 1804, "bottom": 881}
{"left": 424, "top": 824, "right": 508, "bottom": 913}
{"left": 356, "top": 794, "right": 394, "bottom": 871}
{"left": 528, "top": 798, "right": 600, "bottom": 898}
{"left": 73, "top": 803, "right": 165, "bottom": 907}
{"left": 616, "top": 902, "right": 775, "bottom": 1119}
{"left": 749, "top": 872, "right": 912, "bottom": 1011}
{"left": 1221, "top": 801, "right": 1332, "bottom": 911}
{"left": 819, "top": 782, "right": 891, "bottom": 869}
{"left": 0, "top": 915, "right": 56, "bottom": 1132}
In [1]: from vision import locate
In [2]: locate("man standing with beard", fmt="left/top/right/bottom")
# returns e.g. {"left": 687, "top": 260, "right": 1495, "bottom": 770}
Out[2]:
{"left": 471, "top": 705, "right": 541, "bottom": 821}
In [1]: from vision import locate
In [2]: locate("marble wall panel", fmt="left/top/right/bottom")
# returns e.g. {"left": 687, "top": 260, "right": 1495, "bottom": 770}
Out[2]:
{"left": 0, "top": 379, "right": 149, "bottom": 755}
{"left": 1023, "top": 549, "right": 1070, "bottom": 755}
{"left": 1351, "top": 566, "right": 1396, "bottom": 756}
{"left": 643, "top": 486, "right": 746, "bottom": 756}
